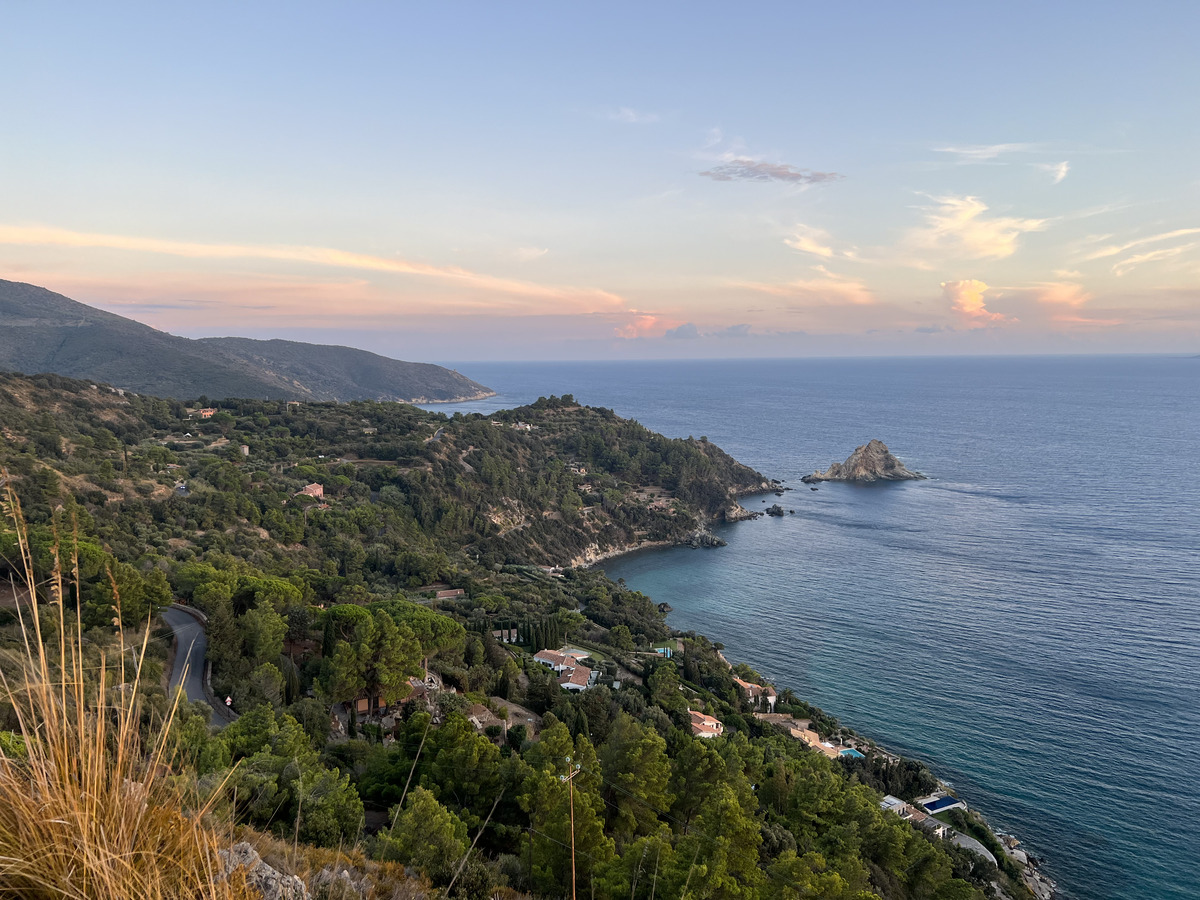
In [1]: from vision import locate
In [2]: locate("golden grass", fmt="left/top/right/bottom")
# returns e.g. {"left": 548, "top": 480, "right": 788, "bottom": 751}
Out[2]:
{"left": 0, "top": 474, "right": 255, "bottom": 900}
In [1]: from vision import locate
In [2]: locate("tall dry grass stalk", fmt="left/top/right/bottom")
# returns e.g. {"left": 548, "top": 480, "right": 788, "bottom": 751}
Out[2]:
{"left": 0, "top": 475, "right": 252, "bottom": 899}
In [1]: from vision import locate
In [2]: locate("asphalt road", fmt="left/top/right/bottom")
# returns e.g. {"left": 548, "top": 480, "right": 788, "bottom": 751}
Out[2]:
{"left": 162, "top": 605, "right": 237, "bottom": 725}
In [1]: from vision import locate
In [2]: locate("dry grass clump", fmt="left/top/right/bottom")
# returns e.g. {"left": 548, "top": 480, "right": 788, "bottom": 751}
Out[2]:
{"left": 0, "top": 476, "right": 254, "bottom": 899}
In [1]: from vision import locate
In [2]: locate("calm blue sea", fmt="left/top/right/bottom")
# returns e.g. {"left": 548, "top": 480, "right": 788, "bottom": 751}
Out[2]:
{"left": 423, "top": 356, "right": 1200, "bottom": 900}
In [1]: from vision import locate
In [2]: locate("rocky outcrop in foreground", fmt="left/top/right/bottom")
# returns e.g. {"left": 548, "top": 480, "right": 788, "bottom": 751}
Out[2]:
{"left": 801, "top": 440, "right": 926, "bottom": 484}
{"left": 219, "top": 843, "right": 309, "bottom": 900}
{"left": 217, "top": 843, "right": 409, "bottom": 900}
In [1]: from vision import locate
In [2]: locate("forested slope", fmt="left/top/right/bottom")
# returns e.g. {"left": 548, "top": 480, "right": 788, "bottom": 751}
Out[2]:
{"left": 0, "top": 371, "right": 1018, "bottom": 900}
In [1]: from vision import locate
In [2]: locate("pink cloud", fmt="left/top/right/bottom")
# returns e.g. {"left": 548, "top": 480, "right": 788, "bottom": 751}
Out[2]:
{"left": 910, "top": 196, "right": 1046, "bottom": 261}
{"left": 940, "top": 280, "right": 1015, "bottom": 327}
{"left": 0, "top": 224, "right": 626, "bottom": 315}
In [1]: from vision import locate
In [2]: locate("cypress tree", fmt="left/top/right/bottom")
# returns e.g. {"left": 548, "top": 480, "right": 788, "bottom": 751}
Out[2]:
{"left": 322, "top": 616, "right": 335, "bottom": 658}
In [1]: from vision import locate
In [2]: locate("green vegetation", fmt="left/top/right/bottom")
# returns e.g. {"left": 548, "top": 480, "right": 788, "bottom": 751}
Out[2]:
{"left": 0, "top": 488, "right": 256, "bottom": 900}
{"left": 0, "top": 370, "right": 1029, "bottom": 899}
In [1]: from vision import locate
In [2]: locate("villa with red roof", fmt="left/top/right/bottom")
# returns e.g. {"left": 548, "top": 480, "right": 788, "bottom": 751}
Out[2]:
{"left": 734, "top": 676, "right": 777, "bottom": 712}
{"left": 689, "top": 710, "right": 724, "bottom": 739}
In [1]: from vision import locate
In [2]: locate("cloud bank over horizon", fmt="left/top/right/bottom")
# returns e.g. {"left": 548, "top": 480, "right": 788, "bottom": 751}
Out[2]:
{"left": 1, "top": 4, "right": 1197, "bottom": 360}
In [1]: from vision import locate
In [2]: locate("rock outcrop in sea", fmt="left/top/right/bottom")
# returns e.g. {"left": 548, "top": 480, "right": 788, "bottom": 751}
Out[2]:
{"left": 801, "top": 439, "right": 926, "bottom": 484}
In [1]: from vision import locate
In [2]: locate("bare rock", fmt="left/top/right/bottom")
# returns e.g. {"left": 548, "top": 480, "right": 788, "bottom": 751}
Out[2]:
{"left": 684, "top": 528, "right": 727, "bottom": 548}
{"left": 801, "top": 440, "right": 926, "bottom": 484}
{"left": 218, "top": 842, "right": 309, "bottom": 900}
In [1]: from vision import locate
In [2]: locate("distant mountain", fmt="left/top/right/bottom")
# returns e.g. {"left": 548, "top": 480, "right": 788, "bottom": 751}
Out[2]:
{"left": 0, "top": 279, "right": 494, "bottom": 402}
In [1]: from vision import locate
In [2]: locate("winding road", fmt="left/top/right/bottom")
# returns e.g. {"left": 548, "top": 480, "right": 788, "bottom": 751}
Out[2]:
{"left": 162, "top": 605, "right": 237, "bottom": 725}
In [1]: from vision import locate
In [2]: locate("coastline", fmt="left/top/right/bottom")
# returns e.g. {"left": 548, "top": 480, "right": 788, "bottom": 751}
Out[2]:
{"left": 594, "top": 503, "right": 1059, "bottom": 900}
{"left": 409, "top": 388, "right": 498, "bottom": 404}
{"left": 571, "top": 484, "right": 773, "bottom": 568}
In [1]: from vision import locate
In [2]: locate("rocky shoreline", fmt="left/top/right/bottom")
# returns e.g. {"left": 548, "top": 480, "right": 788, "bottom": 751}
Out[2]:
{"left": 590, "top": 490, "right": 1059, "bottom": 900}
{"left": 572, "top": 482, "right": 777, "bottom": 568}
{"left": 413, "top": 388, "right": 498, "bottom": 404}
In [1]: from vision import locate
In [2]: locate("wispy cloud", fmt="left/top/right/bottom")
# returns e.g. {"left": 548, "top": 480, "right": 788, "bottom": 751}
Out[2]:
{"left": 1035, "top": 281, "right": 1092, "bottom": 307}
{"left": 941, "top": 279, "right": 1015, "bottom": 327}
{"left": 739, "top": 267, "right": 874, "bottom": 306}
{"left": 1082, "top": 227, "right": 1200, "bottom": 261}
{"left": 1113, "top": 243, "right": 1197, "bottom": 277}
{"left": 908, "top": 196, "right": 1046, "bottom": 260}
{"left": 700, "top": 158, "right": 843, "bottom": 185}
{"left": 1034, "top": 161, "right": 1071, "bottom": 184}
{"left": 608, "top": 106, "right": 659, "bottom": 124}
{"left": 784, "top": 224, "right": 846, "bottom": 259}
{"left": 0, "top": 224, "right": 623, "bottom": 311}
{"left": 513, "top": 246, "right": 549, "bottom": 262}
{"left": 933, "top": 142, "right": 1040, "bottom": 162}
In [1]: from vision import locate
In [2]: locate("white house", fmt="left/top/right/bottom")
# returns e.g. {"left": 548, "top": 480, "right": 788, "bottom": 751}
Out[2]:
{"left": 534, "top": 649, "right": 573, "bottom": 672}
{"left": 558, "top": 665, "right": 594, "bottom": 692}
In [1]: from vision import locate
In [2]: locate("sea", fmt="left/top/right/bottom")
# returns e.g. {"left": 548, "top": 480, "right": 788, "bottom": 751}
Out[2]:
{"left": 421, "top": 356, "right": 1200, "bottom": 900}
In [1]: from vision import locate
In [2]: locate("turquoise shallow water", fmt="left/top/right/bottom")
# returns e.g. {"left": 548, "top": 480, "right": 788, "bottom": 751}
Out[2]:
{"left": 426, "top": 356, "right": 1200, "bottom": 900}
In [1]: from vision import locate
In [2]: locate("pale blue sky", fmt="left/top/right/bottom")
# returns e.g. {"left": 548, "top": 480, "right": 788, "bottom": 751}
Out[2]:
{"left": 2, "top": 2, "right": 1198, "bottom": 359}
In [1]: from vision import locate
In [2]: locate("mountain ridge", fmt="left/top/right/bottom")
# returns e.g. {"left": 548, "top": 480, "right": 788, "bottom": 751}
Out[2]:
{"left": 0, "top": 279, "right": 493, "bottom": 403}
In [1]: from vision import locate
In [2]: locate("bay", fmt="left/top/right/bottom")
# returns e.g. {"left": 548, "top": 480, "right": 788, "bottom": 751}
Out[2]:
{"left": 424, "top": 356, "right": 1200, "bottom": 900}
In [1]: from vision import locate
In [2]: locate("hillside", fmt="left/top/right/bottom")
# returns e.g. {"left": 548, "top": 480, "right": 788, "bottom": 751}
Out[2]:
{"left": 0, "top": 373, "right": 1017, "bottom": 900}
{"left": 0, "top": 279, "right": 493, "bottom": 402}
{"left": 198, "top": 336, "right": 493, "bottom": 404}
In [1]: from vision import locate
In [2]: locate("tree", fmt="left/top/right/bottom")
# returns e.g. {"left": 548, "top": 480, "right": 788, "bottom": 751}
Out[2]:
{"left": 362, "top": 611, "right": 420, "bottom": 711}
{"left": 518, "top": 722, "right": 614, "bottom": 893}
{"left": 86, "top": 561, "right": 171, "bottom": 626}
{"left": 609, "top": 624, "right": 635, "bottom": 652}
{"left": 374, "top": 786, "right": 468, "bottom": 883}
{"left": 242, "top": 601, "right": 287, "bottom": 666}
{"left": 667, "top": 781, "right": 763, "bottom": 899}
{"left": 326, "top": 611, "right": 420, "bottom": 714}
{"left": 373, "top": 599, "right": 465, "bottom": 676}
{"left": 647, "top": 660, "right": 686, "bottom": 713}
{"left": 290, "top": 765, "right": 364, "bottom": 848}
{"left": 600, "top": 712, "right": 673, "bottom": 843}
{"left": 669, "top": 737, "right": 727, "bottom": 830}
{"left": 246, "top": 662, "right": 285, "bottom": 708}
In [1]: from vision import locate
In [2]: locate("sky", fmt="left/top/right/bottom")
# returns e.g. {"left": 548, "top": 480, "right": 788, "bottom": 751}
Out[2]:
{"left": 2, "top": 2, "right": 1198, "bottom": 361}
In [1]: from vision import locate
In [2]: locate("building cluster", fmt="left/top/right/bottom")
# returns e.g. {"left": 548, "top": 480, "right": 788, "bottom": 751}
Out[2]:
{"left": 882, "top": 794, "right": 999, "bottom": 866}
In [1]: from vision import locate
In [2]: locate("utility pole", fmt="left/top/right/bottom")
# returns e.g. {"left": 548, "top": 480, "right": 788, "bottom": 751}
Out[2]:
{"left": 560, "top": 755, "right": 582, "bottom": 900}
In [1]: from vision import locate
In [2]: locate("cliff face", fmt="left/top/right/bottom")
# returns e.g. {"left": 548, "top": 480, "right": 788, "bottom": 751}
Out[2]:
{"left": 801, "top": 439, "right": 926, "bottom": 483}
